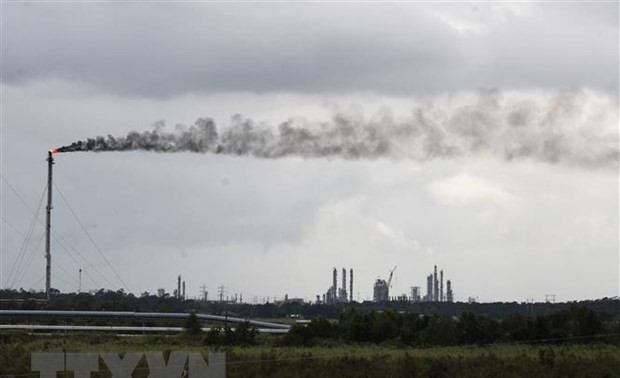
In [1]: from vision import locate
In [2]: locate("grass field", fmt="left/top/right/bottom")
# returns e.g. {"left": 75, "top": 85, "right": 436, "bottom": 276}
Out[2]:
{"left": 1, "top": 332, "right": 619, "bottom": 377}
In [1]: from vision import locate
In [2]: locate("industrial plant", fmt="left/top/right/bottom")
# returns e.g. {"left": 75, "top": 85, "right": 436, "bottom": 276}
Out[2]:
{"left": 314, "top": 264, "right": 455, "bottom": 304}
{"left": 373, "top": 266, "right": 397, "bottom": 302}
{"left": 371, "top": 264, "right": 454, "bottom": 303}
{"left": 422, "top": 265, "right": 454, "bottom": 303}
{"left": 319, "top": 268, "right": 354, "bottom": 304}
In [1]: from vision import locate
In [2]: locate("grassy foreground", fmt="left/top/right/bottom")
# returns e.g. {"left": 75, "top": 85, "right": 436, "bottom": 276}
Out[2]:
{"left": 1, "top": 332, "right": 619, "bottom": 378}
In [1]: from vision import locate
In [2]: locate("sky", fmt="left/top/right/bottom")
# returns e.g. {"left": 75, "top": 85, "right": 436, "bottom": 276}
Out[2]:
{"left": 0, "top": 2, "right": 618, "bottom": 303}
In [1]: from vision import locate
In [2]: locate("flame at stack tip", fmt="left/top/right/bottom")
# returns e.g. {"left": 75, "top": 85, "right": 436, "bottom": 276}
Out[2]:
{"left": 50, "top": 146, "right": 73, "bottom": 153}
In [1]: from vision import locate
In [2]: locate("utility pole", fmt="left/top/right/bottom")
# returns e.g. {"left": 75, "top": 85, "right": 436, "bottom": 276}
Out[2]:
{"left": 45, "top": 150, "right": 54, "bottom": 300}
{"left": 527, "top": 298, "right": 535, "bottom": 316}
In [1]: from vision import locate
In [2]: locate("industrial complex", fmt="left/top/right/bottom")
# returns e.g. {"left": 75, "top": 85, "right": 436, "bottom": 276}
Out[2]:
{"left": 373, "top": 264, "right": 454, "bottom": 303}
{"left": 315, "top": 265, "right": 454, "bottom": 304}
{"left": 160, "top": 265, "right": 454, "bottom": 306}
{"left": 319, "top": 268, "right": 354, "bottom": 304}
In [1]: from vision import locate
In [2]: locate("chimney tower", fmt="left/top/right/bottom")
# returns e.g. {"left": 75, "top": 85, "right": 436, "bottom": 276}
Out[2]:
{"left": 440, "top": 270, "right": 444, "bottom": 302}
{"left": 433, "top": 265, "right": 439, "bottom": 302}
{"left": 342, "top": 268, "right": 347, "bottom": 301}
{"left": 177, "top": 275, "right": 181, "bottom": 299}
{"left": 332, "top": 268, "right": 337, "bottom": 300}
{"left": 349, "top": 268, "right": 354, "bottom": 302}
{"left": 45, "top": 151, "right": 54, "bottom": 300}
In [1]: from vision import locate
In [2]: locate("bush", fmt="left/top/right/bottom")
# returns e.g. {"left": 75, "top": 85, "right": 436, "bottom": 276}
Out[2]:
{"left": 203, "top": 322, "right": 258, "bottom": 346}
{"left": 184, "top": 312, "right": 203, "bottom": 337}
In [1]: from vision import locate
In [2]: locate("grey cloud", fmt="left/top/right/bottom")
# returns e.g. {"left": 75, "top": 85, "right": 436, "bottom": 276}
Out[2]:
{"left": 3, "top": 3, "right": 617, "bottom": 97}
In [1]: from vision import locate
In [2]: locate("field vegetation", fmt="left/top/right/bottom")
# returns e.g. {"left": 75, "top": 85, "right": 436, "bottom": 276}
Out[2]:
{"left": 0, "top": 331, "right": 618, "bottom": 378}
{"left": 1, "top": 292, "right": 619, "bottom": 377}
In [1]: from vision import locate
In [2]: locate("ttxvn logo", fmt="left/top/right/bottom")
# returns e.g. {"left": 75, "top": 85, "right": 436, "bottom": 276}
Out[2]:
{"left": 31, "top": 352, "right": 225, "bottom": 378}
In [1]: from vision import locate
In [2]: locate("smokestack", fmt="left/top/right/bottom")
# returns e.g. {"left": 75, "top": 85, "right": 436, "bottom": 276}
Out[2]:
{"left": 427, "top": 274, "right": 433, "bottom": 302}
{"left": 332, "top": 268, "right": 337, "bottom": 300}
{"left": 440, "top": 270, "right": 444, "bottom": 303}
{"left": 342, "top": 268, "right": 347, "bottom": 301}
{"left": 349, "top": 268, "right": 353, "bottom": 302}
{"left": 182, "top": 281, "right": 186, "bottom": 300}
{"left": 177, "top": 275, "right": 181, "bottom": 299}
{"left": 433, "top": 265, "right": 438, "bottom": 302}
{"left": 45, "top": 150, "right": 54, "bottom": 300}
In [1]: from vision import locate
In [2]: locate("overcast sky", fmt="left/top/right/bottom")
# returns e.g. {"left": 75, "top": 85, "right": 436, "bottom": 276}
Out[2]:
{"left": 1, "top": 2, "right": 618, "bottom": 303}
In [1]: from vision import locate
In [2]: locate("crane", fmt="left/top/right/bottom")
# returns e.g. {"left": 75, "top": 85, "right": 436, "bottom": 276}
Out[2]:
{"left": 387, "top": 266, "right": 397, "bottom": 288}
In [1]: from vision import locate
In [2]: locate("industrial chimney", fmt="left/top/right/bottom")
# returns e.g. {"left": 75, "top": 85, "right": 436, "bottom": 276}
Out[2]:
{"left": 45, "top": 151, "right": 54, "bottom": 300}
{"left": 349, "top": 268, "right": 354, "bottom": 302}
{"left": 177, "top": 275, "right": 182, "bottom": 299}
{"left": 332, "top": 268, "right": 337, "bottom": 300}
{"left": 433, "top": 265, "right": 438, "bottom": 302}
{"left": 342, "top": 268, "right": 347, "bottom": 302}
{"left": 426, "top": 274, "right": 433, "bottom": 302}
{"left": 440, "top": 270, "right": 444, "bottom": 302}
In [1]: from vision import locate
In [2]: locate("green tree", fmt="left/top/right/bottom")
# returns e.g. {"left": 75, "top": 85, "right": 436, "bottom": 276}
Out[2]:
{"left": 418, "top": 316, "right": 457, "bottom": 346}
{"left": 184, "top": 312, "right": 203, "bottom": 337}
{"left": 400, "top": 313, "right": 426, "bottom": 345}
{"left": 573, "top": 306, "right": 603, "bottom": 339}
{"left": 458, "top": 312, "right": 483, "bottom": 344}
{"left": 371, "top": 310, "right": 401, "bottom": 343}
{"left": 235, "top": 321, "right": 259, "bottom": 345}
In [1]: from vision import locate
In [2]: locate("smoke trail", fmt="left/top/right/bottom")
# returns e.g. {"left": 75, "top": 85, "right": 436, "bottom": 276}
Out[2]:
{"left": 55, "top": 89, "right": 619, "bottom": 168}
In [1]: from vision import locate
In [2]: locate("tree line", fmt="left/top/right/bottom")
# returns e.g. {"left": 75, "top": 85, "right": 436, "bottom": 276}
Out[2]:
{"left": 1, "top": 289, "right": 619, "bottom": 321}
{"left": 282, "top": 305, "right": 620, "bottom": 347}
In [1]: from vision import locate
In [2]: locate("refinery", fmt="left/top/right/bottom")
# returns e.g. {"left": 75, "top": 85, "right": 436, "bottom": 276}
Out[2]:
{"left": 155, "top": 265, "right": 456, "bottom": 306}
{"left": 317, "top": 264, "right": 454, "bottom": 304}
{"left": 149, "top": 265, "right": 456, "bottom": 306}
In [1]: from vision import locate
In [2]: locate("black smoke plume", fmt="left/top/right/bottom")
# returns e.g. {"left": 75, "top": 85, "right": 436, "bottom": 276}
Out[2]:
{"left": 54, "top": 90, "right": 619, "bottom": 168}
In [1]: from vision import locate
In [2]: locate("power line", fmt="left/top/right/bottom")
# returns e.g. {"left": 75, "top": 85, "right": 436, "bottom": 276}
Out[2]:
{"left": 54, "top": 183, "right": 131, "bottom": 293}
{"left": 0, "top": 214, "right": 28, "bottom": 237}
{"left": 5, "top": 184, "right": 45, "bottom": 286}
{"left": 13, "top": 233, "right": 45, "bottom": 289}
{"left": 1, "top": 174, "right": 106, "bottom": 289}
{"left": 50, "top": 232, "right": 107, "bottom": 289}
{"left": 1, "top": 174, "right": 34, "bottom": 211}
{"left": 6, "top": 184, "right": 46, "bottom": 289}
{"left": 53, "top": 262, "right": 79, "bottom": 291}
{"left": 27, "top": 276, "right": 45, "bottom": 292}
